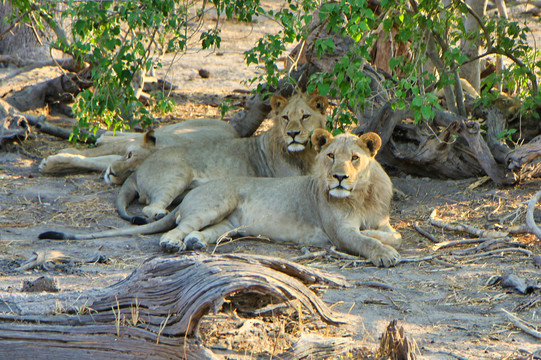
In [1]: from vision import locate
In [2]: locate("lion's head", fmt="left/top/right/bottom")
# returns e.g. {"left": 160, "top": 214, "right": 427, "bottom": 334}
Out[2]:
{"left": 311, "top": 129, "right": 383, "bottom": 199}
{"left": 104, "top": 130, "right": 157, "bottom": 185}
{"left": 270, "top": 93, "right": 328, "bottom": 152}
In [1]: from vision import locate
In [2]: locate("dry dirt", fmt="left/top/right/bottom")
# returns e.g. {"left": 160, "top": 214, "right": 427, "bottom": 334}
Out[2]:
{"left": 1, "top": 2, "right": 541, "bottom": 359}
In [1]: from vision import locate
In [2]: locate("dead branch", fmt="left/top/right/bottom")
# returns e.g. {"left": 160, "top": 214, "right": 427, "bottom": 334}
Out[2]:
{"left": 506, "top": 135, "right": 541, "bottom": 181}
{"left": 0, "top": 253, "right": 349, "bottom": 359}
{"left": 433, "top": 238, "right": 494, "bottom": 250}
{"left": 289, "top": 249, "right": 327, "bottom": 262}
{"left": 354, "top": 280, "right": 395, "bottom": 291}
{"left": 449, "top": 238, "right": 525, "bottom": 256}
{"left": 17, "top": 250, "right": 71, "bottom": 271}
{"left": 378, "top": 320, "right": 419, "bottom": 360}
{"left": 455, "top": 247, "right": 533, "bottom": 259}
{"left": 276, "top": 334, "right": 359, "bottom": 360}
{"left": 413, "top": 222, "right": 439, "bottom": 243}
{"left": 329, "top": 246, "right": 361, "bottom": 261}
{"left": 429, "top": 209, "right": 509, "bottom": 238}
{"left": 526, "top": 190, "right": 541, "bottom": 240}
{"left": 400, "top": 255, "right": 441, "bottom": 263}
{"left": 501, "top": 308, "right": 541, "bottom": 339}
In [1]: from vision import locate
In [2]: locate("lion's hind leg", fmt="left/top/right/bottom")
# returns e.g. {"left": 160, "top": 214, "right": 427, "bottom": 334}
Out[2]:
{"left": 184, "top": 220, "right": 236, "bottom": 250}
{"left": 159, "top": 195, "right": 238, "bottom": 252}
{"left": 141, "top": 176, "right": 192, "bottom": 220}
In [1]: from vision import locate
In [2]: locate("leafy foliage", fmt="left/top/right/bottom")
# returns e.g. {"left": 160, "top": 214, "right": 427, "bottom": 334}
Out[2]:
{"left": 6, "top": 0, "right": 541, "bottom": 139}
{"left": 7, "top": 0, "right": 262, "bottom": 141}
{"left": 246, "top": 0, "right": 540, "bottom": 131}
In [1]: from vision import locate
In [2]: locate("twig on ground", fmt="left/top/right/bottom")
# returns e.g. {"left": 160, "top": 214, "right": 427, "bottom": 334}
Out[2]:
{"left": 18, "top": 250, "right": 72, "bottom": 271}
{"left": 433, "top": 238, "right": 492, "bottom": 250}
{"left": 429, "top": 209, "right": 508, "bottom": 238}
{"left": 455, "top": 247, "right": 532, "bottom": 260}
{"left": 289, "top": 250, "right": 327, "bottom": 262}
{"left": 399, "top": 255, "right": 441, "bottom": 263}
{"left": 449, "top": 238, "right": 523, "bottom": 255}
{"left": 526, "top": 190, "right": 541, "bottom": 240}
{"left": 354, "top": 280, "right": 395, "bottom": 291}
{"left": 329, "top": 246, "right": 361, "bottom": 260}
{"left": 431, "top": 258, "right": 462, "bottom": 268}
{"left": 501, "top": 308, "right": 541, "bottom": 339}
{"left": 507, "top": 224, "right": 531, "bottom": 234}
{"left": 438, "top": 351, "right": 469, "bottom": 360}
{"left": 413, "top": 222, "right": 439, "bottom": 243}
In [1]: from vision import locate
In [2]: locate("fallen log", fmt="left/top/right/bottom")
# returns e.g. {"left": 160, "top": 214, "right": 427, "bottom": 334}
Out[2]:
{"left": 2, "top": 70, "right": 91, "bottom": 112}
{"left": 506, "top": 135, "right": 541, "bottom": 181}
{"left": 0, "top": 253, "right": 351, "bottom": 359}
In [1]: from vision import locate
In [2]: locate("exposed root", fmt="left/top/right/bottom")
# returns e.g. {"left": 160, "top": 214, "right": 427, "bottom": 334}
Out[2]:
{"left": 501, "top": 308, "right": 541, "bottom": 339}
{"left": 526, "top": 190, "right": 541, "bottom": 240}
{"left": 378, "top": 320, "right": 419, "bottom": 360}
{"left": 429, "top": 209, "right": 508, "bottom": 238}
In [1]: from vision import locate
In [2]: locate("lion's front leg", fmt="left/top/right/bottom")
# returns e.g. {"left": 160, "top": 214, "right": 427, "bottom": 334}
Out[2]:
{"left": 40, "top": 154, "right": 122, "bottom": 174}
{"left": 360, "top": 222, "right": 402, "bottom": 249}
{"left": 334, "top": 227, "right": 401, "bottom": 268}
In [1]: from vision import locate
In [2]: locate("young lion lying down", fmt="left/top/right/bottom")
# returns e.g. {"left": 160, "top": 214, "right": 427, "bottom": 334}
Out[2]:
{"left": 40, "top": 129, "right": 402, "bottom": 267}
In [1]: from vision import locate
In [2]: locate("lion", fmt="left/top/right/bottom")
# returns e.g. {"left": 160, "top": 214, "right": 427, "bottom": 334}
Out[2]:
{"left": 39, "top": 118, "right": 239, "bottom": 174}
{"left": 39, "top": 129, "right": 402, "bottom": 267}
{"left": 107, "top": 93, "right": 329, "bottom": 224}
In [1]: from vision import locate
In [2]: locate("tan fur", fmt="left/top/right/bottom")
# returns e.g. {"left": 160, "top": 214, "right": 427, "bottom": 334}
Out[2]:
{"left": 39, "top": 119, "right": 238, "bottom": 174}
{"left": 45, "top": 130, "right": 401, "bottom": 267}
{"left": 112, "top": 93, "right": 329, "bottom": 222}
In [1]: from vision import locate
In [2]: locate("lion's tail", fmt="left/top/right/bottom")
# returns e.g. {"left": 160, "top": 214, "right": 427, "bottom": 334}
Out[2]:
{"left": 115, "top": 173, "right": 149, "bottom": 225}
{"left": 38, "top": 209, "right": 177, "bottom": 240}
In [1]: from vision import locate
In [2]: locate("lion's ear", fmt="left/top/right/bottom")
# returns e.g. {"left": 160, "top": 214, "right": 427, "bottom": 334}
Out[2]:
{"left": 308, "top": 95, "right": 328, "bottom": 115}
{"left": 143, "top": 129, "right": 157, "bottom": 148}
{"left": 311, "top": 128, "right": 333, "bottom": 152}
{"left": 358, "top": 132, "right": 382, "bottom": 157}
{"left": 270, "top": 95, "right": 288, "bottom": 113}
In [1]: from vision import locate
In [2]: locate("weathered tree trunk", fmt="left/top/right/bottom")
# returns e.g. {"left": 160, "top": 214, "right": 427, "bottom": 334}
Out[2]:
{"left": 506, "top": 135, "right": 541, "bottom": 181}
{"left": 2, "top": 68, "right": 92, "bottom": 112}
{"left": 0, "top": 253, "right": 353, "bottom": 359}
{"left": 0, "top": 2, "right": 49, "bottom": 60}
{"left": 460, "top": 0, "right": 489, "bottom": 92}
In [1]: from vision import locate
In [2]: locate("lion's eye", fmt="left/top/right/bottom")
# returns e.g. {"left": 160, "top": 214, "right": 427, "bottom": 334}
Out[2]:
{"left": 352, "top": 155, "right": 359, "bottom": 161}
{"left": 302, "top": 114, "right": 311, "bottom": 120}
{"left": 327, "top": 153, "right": 334, "bottom": 160}
{"left": 127, "top": 152, "right": 133, "bottom": 159}
{"left": 282, "top": 115, "right": 289, "bottom": 122}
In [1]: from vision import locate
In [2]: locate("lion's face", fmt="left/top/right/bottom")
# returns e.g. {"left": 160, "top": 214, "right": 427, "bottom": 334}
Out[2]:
{"left": 312, "top": 129, "right": 382, "bottom": 198}
{"left": 104, "top": 130, "right": 156, "bottom": 185}
{"left": 270, "top": 94, "right": 328, "bottom": 152}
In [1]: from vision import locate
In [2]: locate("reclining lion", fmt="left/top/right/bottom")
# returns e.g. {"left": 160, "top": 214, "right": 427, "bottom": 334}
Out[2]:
{"left": 39, "top": 129, "right": 402, "bottom": 267}
{"left": 39, "top": 118, "right": 239, "bottom": 174}
{"left": 108, "top": 93, "right": 329, "bottom": 223}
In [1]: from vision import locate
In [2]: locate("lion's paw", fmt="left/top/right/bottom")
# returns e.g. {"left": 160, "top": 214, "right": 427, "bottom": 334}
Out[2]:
{"left": 142, "top": 205, "right": 168, "bottom": 220}
{"left": 39, "top": 155, "right": 70, "bottom": 174}
{"left": 368, "top": 244, "right": 400, "bottom": 268}
{"left": 159, "top": 232, "right": 185, "bottom": 253}
{"left": 184, "top": 232, "right": 207, "bottom": 251}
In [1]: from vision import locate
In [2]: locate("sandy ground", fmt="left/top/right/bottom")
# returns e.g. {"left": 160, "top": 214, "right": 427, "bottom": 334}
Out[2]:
{"left": 1, "top": 2, "right": 541, "bottom": 359}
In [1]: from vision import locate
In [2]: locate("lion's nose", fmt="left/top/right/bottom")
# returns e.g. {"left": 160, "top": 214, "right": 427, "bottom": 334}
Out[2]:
{"left": 333, "top": 174, "right": 349, "bottom": 182}
{"left": 287, "top": 130, "right": 300, "bottom": 139}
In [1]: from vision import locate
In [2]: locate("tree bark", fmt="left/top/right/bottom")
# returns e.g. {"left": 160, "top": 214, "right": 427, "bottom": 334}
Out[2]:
{"left": 506, "top": 135, "right": 541, "bottom": 181}
{"left": 460, "top": 0, "right": 489, "bottom": 92}
{"left": 0, "top": 253, "right": 351, "bottom": 359}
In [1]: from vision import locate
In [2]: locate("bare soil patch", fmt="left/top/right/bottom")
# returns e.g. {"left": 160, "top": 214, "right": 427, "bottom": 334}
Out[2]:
{"left": 1, "top": 4, "right": 541, "bottom": 359}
